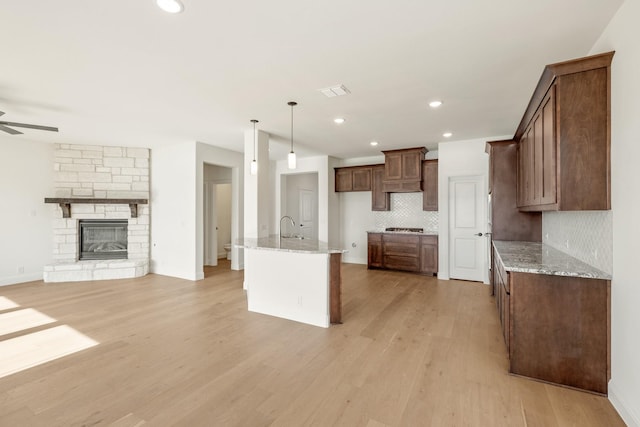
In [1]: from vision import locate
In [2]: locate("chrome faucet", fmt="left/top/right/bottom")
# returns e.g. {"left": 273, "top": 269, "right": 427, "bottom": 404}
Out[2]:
{"left": 280, "top": 215, "right": 295, "bottom": 239}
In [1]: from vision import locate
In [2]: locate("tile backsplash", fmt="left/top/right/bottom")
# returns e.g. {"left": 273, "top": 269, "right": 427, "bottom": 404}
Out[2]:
{"left": 373, "top": 192, "right": 438, "bottom": 232}
{"left": 543, "top": 210, "right": 612, "bottom": 275}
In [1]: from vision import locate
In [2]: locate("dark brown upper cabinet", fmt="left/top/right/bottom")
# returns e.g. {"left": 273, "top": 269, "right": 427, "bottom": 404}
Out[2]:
{"left": 422, "top": 159, "right": 438, "bottom": 211}
{"left": 382, "top": 147, "right": 427, "bottom": 192}
{"left": 334, "top": 165, "right": 372, "bottom": 192}
{"left": 515, "top": 51, "right": 613, "bottom": 211}
{"left": 371, "top": 164, "right": 390, "bottom": 211}
{"left": 486, "top": 140, "right": 541, "bottom": 242}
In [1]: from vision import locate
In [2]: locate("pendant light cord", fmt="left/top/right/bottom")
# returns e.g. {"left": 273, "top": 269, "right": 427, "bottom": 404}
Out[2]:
{"left": 250, "top": 119, "right": 258, "bottom": 161}
{"left": 288, "top": 101, "right": 297, "bottom": 153}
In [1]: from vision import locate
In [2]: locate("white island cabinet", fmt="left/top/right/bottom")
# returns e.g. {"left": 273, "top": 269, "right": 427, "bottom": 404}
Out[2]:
{"left": 236, "top": 236, "right": 346, "bottom": 328}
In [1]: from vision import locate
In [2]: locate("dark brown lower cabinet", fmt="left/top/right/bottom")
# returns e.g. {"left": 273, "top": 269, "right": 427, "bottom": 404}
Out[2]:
{"left": 419, "top": 235, "right": 438, "bottom": 274}
{"left": 368, "top": 233, "right": 437, "bottom": 275}
{"left": 367, "top": 233, "right": 383, "bottom": 268}
{"left": 492, "top": 247, "right": 610, "bottom": 395}
{"left": 382, "top": 234, "right": 420, "bottom": 272}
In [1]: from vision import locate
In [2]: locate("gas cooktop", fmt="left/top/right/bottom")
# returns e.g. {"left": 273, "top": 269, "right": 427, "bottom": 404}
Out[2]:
{"left": 385, "top": 227, "right": 424, "bottom": 233}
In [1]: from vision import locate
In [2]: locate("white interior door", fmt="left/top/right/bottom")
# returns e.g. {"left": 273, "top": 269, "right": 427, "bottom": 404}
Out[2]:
{"left": 204, "top": 183, "right": 218, "bottom": 267}
{"left": 449, "top": 175, "right": 486, "bottom": 281}
{"left": 298, "top": 189, "right": 316, "bottom": 240}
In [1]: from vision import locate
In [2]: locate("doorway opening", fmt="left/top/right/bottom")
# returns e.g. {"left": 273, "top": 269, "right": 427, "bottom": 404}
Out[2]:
{"left": 280, "top": 172, "right": 319, "bottom": 241}
{"left": 203, "top": 163, "right": 232, "bottom": 270}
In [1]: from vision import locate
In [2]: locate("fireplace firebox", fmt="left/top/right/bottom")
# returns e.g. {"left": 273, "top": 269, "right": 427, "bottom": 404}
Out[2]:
{"left": 78, "top": 220, "right": 128, "bottom": 260}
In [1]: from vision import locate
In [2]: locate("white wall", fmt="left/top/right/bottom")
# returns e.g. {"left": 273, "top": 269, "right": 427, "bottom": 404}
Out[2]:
{"left": 244, "top": 129, "right": 269, "bottom": 239}
{"left": 283, "top": 173, "right": 319, "bottom": 240}
{"left": 215, "top": 183, "right": 232, "bottom": 257}
{"left": 0, "top": 139, "right": 54, "bottom": 286}
{"left": 437, "top": 137, "right": 507, "bottom": 282}
{"left": 590, "top": 1, "right": 640, "bottom": 424}
{"left": 151, "top": 141, "right": 243, "bottom": 280}
{"left": 150, "top": 141, "right": 197, "bottom": 280}
{"left": 274, "top": 156, "right": 336, "bottom": 243}
{"left": 196, "top": 142, "right": 244, "bottom": 273}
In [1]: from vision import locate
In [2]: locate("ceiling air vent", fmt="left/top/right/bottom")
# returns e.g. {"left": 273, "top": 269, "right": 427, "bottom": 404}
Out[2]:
{"left": 318, "top": 84, "right": 351, "bottom": 98}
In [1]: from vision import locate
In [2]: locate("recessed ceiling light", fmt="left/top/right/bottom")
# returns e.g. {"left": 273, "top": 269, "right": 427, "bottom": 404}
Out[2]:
{"left": 443, "top": 132, "right": 453, "bottom": 138}
{"left": 334, "top": 118, "right": 345, "bottom": 124}
{"left": 370, "top": 141, "right": 379, "bottom": 146}
{"left": 429, "top": 101, "right": 443, "bottom": 108}
{"left": 156, "top": 0, "right": 184, "bottom": 13}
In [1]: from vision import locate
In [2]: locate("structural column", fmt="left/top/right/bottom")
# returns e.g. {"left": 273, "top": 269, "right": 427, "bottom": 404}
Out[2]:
{"left": 243, "top": 128, "right": 270, "bottom": 238}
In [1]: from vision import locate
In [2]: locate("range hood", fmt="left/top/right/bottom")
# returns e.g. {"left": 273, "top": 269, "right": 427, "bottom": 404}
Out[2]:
{"left": 381, "top": 147, "right": 427, "bottom": 193}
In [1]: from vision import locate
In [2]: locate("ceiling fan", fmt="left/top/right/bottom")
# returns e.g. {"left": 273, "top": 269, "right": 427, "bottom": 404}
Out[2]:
{"left": 0, "top": 111, "right": 58, "bottom": 135}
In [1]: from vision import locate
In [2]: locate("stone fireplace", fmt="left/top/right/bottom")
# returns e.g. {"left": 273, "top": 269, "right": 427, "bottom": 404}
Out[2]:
{"left": 43, "top": 144, "right": 150, "bottom": 282}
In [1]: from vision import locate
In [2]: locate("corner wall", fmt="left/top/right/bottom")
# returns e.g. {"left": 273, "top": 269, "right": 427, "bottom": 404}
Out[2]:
{"left": 151, "top": 141, "right": 244, "bottom": 280}
{"left": 588, "top": 1, "right": 640, "bottom": 424}
{"left": 437, "top": 137, "right": 503, "bottom": 282}
{"left": 0, "top": 139, "right": 54, "bottom": 286}
{"left": 150, "top": 141, "right": 197, "bottom": 280}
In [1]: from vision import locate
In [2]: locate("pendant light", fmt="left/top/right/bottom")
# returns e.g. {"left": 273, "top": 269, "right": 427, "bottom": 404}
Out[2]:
{"left": 250, "top": 119, "right": 258, "bottom": 175}
{"left": 156, "top": 0, "right": 184, "bottom": 13}
{"left": 287, "top": 101, "right": 297, "bottom": 169}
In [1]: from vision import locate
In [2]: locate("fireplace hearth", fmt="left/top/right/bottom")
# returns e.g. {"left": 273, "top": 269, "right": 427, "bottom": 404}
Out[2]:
{"left": 79, "top": 219, "right": 128, "bottom": 260}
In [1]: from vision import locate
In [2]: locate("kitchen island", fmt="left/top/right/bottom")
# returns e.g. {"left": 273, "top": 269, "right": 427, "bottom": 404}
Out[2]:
{"left": 236, "top": 236, "right": 346, "bottom": 328}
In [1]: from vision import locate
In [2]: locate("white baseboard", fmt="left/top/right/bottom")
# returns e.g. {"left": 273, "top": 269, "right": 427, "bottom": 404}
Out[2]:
{"left": 609, "top": 380, "right": 640, "bottom": 427}
{"left": 437, "top": 272, "right": 449, "bottom": 280}
{"left": 341, "top": 256, "right": 366, "bottom": 265}
{"left": 0, "top": 272, "right": 43, "bottom": 287}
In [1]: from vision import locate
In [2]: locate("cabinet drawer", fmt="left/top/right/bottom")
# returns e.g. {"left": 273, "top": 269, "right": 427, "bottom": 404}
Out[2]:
{"left": 383, "top": 234, "right": 420, "bottom": 245}
{"left": 383, "top": 255, "right": 419, "bottom": 272}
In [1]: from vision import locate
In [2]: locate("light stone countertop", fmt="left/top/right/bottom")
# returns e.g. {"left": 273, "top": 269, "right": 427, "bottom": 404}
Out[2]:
{"left": 236, "top": 235, "right": 347, "bottom": 254}
{"left": 493, "top": 240, "right": 611, "bottom": 280}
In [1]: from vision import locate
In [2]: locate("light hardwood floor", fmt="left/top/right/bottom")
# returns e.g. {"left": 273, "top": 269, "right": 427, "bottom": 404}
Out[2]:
{"left": 0, "top": 264, "right": 625, "bottom": 426}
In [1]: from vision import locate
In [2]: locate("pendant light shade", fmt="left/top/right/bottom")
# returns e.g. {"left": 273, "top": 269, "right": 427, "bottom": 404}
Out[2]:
{"left": 288, "top": 101, "right": 297, "bottom": 170}
{"left": 250, "top": 119, "right": 258, "bottom": 175}
{"left": 156, "top": 0, "right": 184, "bottom": 13}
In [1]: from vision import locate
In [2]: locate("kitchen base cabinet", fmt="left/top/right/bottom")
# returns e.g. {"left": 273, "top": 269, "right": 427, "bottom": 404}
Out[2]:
{"left": 419, "top": 235, "right": 438, "bottom": 274}
{"left": 492, "top": 245, "right": 610, "bottom": 395}
{"left": 367, "top": 233, "right": 437, "bottom": 275}
{"left": 382, "top": 234, "right": 420, "bottom": 272}
{"left": 367, "top": 233, "right": 383, "bottom": 268}
{"left": 509, "top": 272, "right": 610, "bottom": 395}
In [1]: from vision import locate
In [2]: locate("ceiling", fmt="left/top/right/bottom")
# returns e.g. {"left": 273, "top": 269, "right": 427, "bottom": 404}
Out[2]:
{"left": 0, "top": 0, "right": 623, "bottom": 160}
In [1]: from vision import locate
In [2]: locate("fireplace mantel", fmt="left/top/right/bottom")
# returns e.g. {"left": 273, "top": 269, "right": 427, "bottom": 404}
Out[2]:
{"left": 44, "top": 198, "right": 148, "bottom": 218}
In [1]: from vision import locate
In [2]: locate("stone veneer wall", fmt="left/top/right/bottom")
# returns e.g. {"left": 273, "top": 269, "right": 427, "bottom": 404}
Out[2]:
{"left": 44, "top": 144, "right": 150, "bottom": 282}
